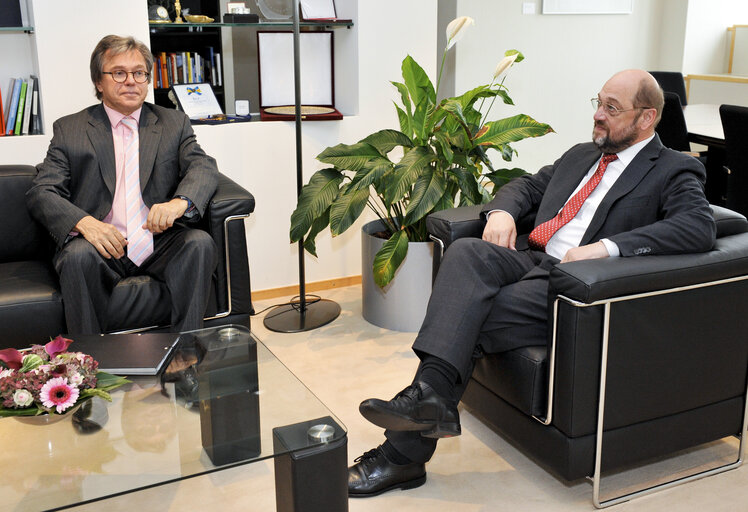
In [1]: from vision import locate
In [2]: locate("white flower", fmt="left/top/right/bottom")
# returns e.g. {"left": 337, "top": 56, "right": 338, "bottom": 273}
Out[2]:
{"left": 69, "top": 372, "right": 84, "bottom": 387}
{"left": 446, "top": 16, "right": 474, "bottom": 50}
{"left": 0, "top": 369, "right": 13, "bottom": 379}
{"left": 76, "top": 352, "right": 86, "bottom": 363}
{"left": 493, "top": 53, "right": 520, "bottom": 79}
{"left": 13, "top": 389, "right": 34, "bottom": 407}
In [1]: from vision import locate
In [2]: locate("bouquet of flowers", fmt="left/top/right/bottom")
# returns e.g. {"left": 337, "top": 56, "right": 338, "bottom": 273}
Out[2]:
{"left": 0, "top": 336, "right": 129, "bottom": 418}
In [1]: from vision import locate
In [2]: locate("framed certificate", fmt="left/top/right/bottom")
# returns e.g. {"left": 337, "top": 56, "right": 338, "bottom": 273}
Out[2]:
{"left": 171, "top": 83, "right": 223, "bottom": 119}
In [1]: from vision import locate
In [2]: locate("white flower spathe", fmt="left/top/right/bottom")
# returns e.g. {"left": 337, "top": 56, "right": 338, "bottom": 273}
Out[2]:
{"left": 13, "top": 389, "right": 34, "bottom": 407}
{"left": 493, "top": 53, "right": 519, "bottom": 79}
{"left": 445, "top": 16, "right": 474, "bottom": 50}
{"left": 0, "top": 369, "right": 13, "bottom": 379}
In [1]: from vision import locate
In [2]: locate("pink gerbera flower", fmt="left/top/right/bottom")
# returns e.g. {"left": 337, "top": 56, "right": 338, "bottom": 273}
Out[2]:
{"left": 40, "top": 377, "right": 79, "bottom": 413}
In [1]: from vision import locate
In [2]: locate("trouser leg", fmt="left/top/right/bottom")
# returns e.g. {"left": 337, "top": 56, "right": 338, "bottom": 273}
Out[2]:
{"left": 53, "top": 238, "right": 124, "bottom": 334}
{"left": 412, "top": 238, "right": 541, "bottom": 382}
{"left": 141, "top": 225, "right": 218, "bottom": 332}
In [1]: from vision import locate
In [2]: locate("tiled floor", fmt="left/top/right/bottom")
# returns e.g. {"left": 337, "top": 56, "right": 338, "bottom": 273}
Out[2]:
{"left": 79, "top": 285, "right": 748, "bottom": 511}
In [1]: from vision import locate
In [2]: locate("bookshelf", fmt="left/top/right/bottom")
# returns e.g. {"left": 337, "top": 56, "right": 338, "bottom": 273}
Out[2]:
{"left": 0, "top": 25, "right": 42, "bottom": 137}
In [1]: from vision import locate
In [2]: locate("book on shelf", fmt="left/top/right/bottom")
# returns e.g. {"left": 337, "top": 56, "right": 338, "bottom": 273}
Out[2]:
{"left": 30, "top": 75, "right": 42, "bottom": 135}
{"left": 152, "top": 49, "right": 221, "bottom": 90}
{"left": 13, "top": 79, "right": 28, "bottom": 136}
{"left": 0, "top": 83, "right": 5, "bottom": 137}
{"left": 5, "top": 78, "right": 21, "bottom": 135}
{"left": 21, "top": 76, "right": 34, "bottom": 135}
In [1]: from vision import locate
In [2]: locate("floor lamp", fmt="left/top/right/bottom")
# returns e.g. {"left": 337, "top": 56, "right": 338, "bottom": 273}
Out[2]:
{"left": 263, "top": 0, "right": 341, "bottom": 332}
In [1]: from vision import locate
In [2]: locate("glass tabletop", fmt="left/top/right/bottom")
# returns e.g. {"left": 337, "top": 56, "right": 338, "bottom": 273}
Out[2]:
{"left": 0, "top": 325, "right": 345, "bottom": 511}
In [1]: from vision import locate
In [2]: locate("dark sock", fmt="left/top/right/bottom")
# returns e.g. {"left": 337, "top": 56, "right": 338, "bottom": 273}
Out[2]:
{"left": 381, "top": 440, "right": 413, "bottom": 465}
{"left": 418, "top": 356, "right": 459, "bottom": 401}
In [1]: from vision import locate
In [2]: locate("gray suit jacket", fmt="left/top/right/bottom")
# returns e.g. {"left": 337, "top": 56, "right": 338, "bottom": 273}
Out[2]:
{"left": 481, "top": 135, "right": 716, "bottom": 256}
{"left": 27, "top": 103, "right": 218, "bottom": 247}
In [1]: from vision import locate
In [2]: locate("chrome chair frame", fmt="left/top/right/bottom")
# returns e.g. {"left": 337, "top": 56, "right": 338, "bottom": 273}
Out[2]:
{"left": 535, "top": 276, "right": 748, "bottom": 508}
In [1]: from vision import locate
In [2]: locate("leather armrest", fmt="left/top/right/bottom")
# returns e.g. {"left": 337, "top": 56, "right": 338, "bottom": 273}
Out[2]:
{"left": 205, "top": 173, "right": 255, "bottom": 316}
{"left": 549, "top": 232, "right": 748, "bottom": 304}
{"left": 426, "top": 205, "right": 484, "bottom": 249}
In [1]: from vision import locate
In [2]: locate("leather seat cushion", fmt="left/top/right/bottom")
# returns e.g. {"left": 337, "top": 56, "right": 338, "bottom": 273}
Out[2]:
{"left": 471, "top": 345, "right": 548, "bottom": 417}
{"left": 0, "top": 260, "right": 65, "bottom": 349}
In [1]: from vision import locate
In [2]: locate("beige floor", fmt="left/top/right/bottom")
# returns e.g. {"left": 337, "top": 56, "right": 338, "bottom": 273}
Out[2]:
{"left": 77, "top": 285, "right": 748, "bottom": 511}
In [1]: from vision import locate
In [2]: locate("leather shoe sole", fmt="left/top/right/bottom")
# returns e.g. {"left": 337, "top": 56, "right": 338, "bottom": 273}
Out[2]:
{"left": 360, "top": 399, "right": 461, "bottom": 438}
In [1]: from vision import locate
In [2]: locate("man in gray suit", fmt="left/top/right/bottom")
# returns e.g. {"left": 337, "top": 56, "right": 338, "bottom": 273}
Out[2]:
{"left": 27, "top": 35, "right": 218, "bottom": 334}
{"left": 348, "top": 69, "right": 717, "bottom": 497}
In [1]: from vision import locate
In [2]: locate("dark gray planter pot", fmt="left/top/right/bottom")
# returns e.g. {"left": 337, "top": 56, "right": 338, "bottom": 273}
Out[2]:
{"left": 361, "top": 220, "right": 433, "bottom": 332}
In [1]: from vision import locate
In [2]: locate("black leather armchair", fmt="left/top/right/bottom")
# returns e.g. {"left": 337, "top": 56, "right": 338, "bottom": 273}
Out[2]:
{"left": 0, "top": 164, "right": 255, "bottom": 349}
{"left": 427, "top": 204, "right": 748, "bottom": 507}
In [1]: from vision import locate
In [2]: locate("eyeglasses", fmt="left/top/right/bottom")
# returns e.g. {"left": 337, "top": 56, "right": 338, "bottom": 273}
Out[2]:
{"left": 591, "top": 98, "right": 651, "bottom": 117}
{"left": 103, "top": 70, "right": 150, "bottom": 84}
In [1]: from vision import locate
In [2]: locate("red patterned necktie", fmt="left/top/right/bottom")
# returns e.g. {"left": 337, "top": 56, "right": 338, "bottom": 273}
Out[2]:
{"left": 528, "top": 153, "right": 618, "bottom": 251}
{"left": 121, "top": 117, "right": 153, "bottom": 266}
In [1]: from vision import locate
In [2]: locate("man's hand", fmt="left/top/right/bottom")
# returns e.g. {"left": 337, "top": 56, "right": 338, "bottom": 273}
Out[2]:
{"left": 144, "top": 198, "right": 189, "bottom": 234}
{"left": 75, "top": 216, "right": 127, "bottom": 259}
{"left": 561, "top": 241, "right": 610, "bottom": 263}
{"left": 482, "top": 211, "right": 517, "bottom": 249}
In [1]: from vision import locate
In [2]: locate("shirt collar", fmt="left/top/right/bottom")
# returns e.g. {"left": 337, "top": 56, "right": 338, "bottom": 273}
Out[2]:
{"left": 102, "top": 103, "right": 142, "bottom": 129}
{"left": 612, "top": 134, "right": 655, "bottom": 168}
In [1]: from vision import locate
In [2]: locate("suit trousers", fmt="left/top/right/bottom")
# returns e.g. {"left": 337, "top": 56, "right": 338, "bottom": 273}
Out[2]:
{"left": 53, "top": 224, "right": 217, "bottom": 334}
{"left": 386, "top": 237, "right": 558, "bottom": 463}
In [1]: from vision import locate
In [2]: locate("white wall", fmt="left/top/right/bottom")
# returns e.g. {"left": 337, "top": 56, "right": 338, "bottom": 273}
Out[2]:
{"left": 453, "top": 0, "right": 666, "bottom": 175}
{"left": 682, "top": 0, "right": 748, "bottom": 75}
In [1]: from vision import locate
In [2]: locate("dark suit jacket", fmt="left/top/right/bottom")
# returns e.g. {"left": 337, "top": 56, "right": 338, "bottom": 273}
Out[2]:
{"left": 27, "top": 102, "right": 218, "bottom": 247}
{"left": 481, "top": 135, "right": 716, "bottom": 256}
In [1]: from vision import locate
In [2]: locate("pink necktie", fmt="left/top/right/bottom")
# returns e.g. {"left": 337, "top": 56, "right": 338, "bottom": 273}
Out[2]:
{"left": 528, "top": 153, "right": 618, "bottom": 251}
{"left": 121, "top": 117, "right": 153, "bottom": 266}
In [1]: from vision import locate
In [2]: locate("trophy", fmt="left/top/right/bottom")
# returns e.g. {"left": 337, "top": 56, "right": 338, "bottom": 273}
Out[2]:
{"left": 174, "top": 0, "right": 185, "bottom": 23}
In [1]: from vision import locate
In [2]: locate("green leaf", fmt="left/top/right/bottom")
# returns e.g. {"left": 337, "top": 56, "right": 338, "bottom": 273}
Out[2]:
{"left": 289, "top": 168, "right": 343, "bottom": 242}
{"left": 329, "top": 186, "right": 371, "bottom": 236}
{"left": 95, "top": 371, "right": 130, "bottom": 392}
{"left": 317, "top": 142, "right": 383, "bottom": 171}
{"left": 474, "top": 114, "right": 554, "bottom": 146}
{"left": 349, "top": 157, "right": 393, "bottom": 191}
{"left": 404, "top": 171, "right": 447, "bottom": 226}
{"left": 394, "top": 103, "right": 411, "bottom": 136}
{"left": 485, "top": 167, "right": 530, "bottom": 191}
{"left": 432, "top": 131, "right": 454, "bottom": 165}
{"left": 303, "top": 207, "right": 330, "bottom": 257}
{"left": 384, "top": 146, "right": 435, "bottom": 205}
{"left": 451, "top": 165, "right": 483, "bottom": 205}
{"left": 391, "top": 80, "right": 412, "bottom": 116}
{"left": 373, "top": 229, "right": 410, "bottom": 288}
{"left": 401, "top": 55, "right": 435, "bottom": 108}
{"left": 360, "top": 129, "right": 413, "bottom": 155}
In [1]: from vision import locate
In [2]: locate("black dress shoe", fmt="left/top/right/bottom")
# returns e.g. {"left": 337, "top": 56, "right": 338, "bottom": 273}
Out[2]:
{"left": 359, "top": 381, "right": 461, "bottom": 438}
{"left": 348, "top": 446, "right": 426, "bottom": 497}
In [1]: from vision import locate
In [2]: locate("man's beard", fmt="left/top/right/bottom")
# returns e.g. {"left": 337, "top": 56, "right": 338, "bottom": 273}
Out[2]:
{"left": 592, "top": 117, "right": 639, "bottom": 153}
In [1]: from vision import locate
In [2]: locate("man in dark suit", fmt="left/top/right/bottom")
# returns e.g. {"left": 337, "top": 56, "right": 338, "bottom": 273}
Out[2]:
{"left": 348, "top": 69, "right": 716, "bottom": 497}
{"left": 26, "top": 35, "right": 218, "bottom": 334}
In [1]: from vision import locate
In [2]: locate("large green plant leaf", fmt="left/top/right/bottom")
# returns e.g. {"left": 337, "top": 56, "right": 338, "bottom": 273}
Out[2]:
{"left": 373, "top": 229, "right": 410, "bottom": 288}
{"left": 384, "top": 145, "right": 435, "bottom": 205}
{"left": 403, "top": 171, "right": 447, "bottom": 226}
{"left": 474, "top": 114, "right": 554, "bottom": 146}
{"left": 401, "top": 55, "right": 435, "bottom": 109}
{"left": 303, "top": 207, "right": 330, "bottom": 257}
{"left": 330, "top": 186, "right": 371, "bottom": 236}
{"left": 289, "top": 168, "right": 343, "bottom": 242}
{"left": 349, "top": 157, "right": 393, "bottom": 191}
{"left": 317, "top": 142, "right": 382, "bottom": 171}
{"left": 361, "top": 129, "right": 413, "bottom": 155}
{"left": 450, "top": 165, "right": 483, "bottom": 205}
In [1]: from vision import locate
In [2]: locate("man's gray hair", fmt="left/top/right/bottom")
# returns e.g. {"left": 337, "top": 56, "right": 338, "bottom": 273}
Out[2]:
{"left": 90, "top": 35, "right": 153, "bottom": 100}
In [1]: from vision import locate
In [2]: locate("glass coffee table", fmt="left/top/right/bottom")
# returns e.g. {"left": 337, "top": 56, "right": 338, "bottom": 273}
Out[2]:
{"left": 0, "top": 325, "right": 347, "bottom": 511}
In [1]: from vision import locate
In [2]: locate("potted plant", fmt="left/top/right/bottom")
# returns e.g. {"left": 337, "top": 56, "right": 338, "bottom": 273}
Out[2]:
{"left": 289, "top": 17, "right": 553, "bottom": 328}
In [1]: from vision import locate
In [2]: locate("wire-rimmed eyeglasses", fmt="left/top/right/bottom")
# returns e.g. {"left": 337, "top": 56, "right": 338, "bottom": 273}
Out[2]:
{"left": 591, "top": 98, "right": 651, "bottom": 117}
{"left": 103, "top": 70, "right": 150, "bottom": 84}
